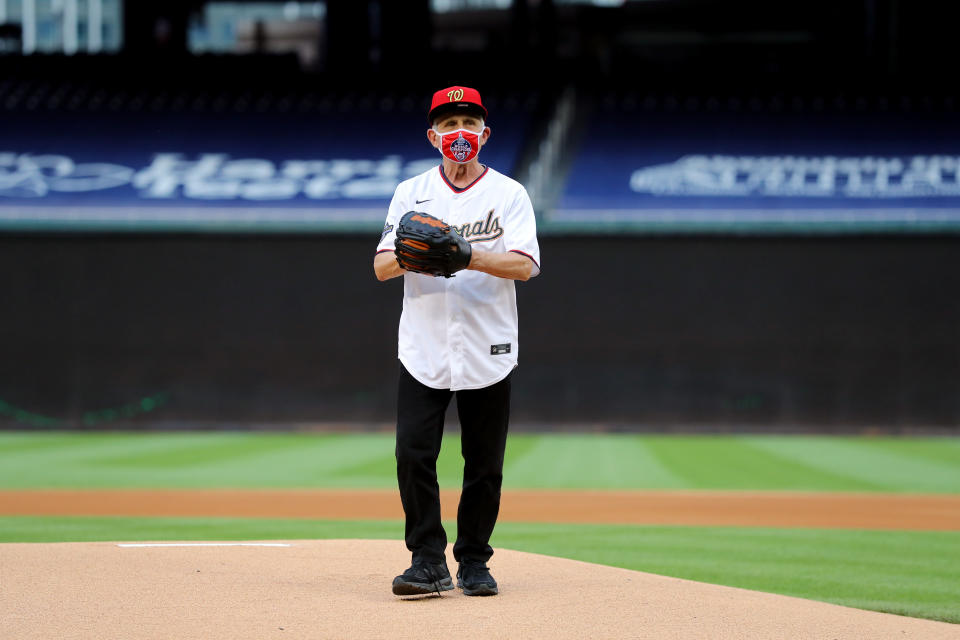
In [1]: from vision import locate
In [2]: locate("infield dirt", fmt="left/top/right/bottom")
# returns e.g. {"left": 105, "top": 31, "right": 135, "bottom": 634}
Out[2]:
{"left": 2, "top": 539, "right": 958, "bottom": 640}
{"left": 1, "top": 488, "right": 959, "bottom": 530}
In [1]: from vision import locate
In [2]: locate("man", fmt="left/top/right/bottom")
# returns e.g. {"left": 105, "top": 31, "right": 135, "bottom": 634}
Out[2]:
{"left": 374, "top": 86, "right": 540, "bottom": 597}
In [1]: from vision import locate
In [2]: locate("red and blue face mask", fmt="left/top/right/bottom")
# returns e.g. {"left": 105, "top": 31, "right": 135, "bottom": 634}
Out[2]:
{"left": 433, "top": 128, "right": 482, "bottom": 164}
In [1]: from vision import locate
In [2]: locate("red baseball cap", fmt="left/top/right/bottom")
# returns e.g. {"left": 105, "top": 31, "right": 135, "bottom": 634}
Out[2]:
{"left": 428, "top": 86, "right": 488, "bottom": 124}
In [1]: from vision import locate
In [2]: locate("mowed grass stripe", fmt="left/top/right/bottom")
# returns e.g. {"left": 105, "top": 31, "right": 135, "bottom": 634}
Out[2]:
{"left": 233, "top": 434, "right": 394, "bottom": 488}
{"left": 0, "top": 433, "right": 221, "bottom": 488}
{"left": 641, "top": 436, "right": 884, "bottom": 491}
{"left": 330, "top": 453, "right": 400, "bottom": 487}
{"left": 743, "top": 436, "right": 960, "bottom": 493}
{"left": 503, "top": 435, "right": 683, "bottom": 489}
{"left": 90, "top": 433, "right": 317, "bottom": 468}
{"left": 859, "top": 437, "right": 960, "bottom": 468}
{"left": 0, "top": 432, "right": 124, "bottom": 454}
{"left": 0, "top": 432, "right": 169, "bottom": 458}
{"left": 0, "top": 433, "right": 400, "bottom": 489}
{"left": 0, "top": 432, "right": 261, "bottom": 466}
{"left": 1, "top": 516, "right": 957, "bottom": 623}
{"left": 1, "top": 432, "right": 958, "bottom": 492}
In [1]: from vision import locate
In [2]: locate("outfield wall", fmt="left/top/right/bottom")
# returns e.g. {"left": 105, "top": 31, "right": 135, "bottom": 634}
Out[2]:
{"left": 1, "top": 234, "right": 957, "bottom": 430}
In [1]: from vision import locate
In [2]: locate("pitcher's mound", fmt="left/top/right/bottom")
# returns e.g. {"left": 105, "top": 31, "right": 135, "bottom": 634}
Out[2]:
{"left": 1, "top": 539, "right": 955, "bottom": 639}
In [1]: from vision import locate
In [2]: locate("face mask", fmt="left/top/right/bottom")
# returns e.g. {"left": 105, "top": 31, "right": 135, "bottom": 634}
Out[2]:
{"left": 433, "top": 127, "right": 482, "bottom": 164}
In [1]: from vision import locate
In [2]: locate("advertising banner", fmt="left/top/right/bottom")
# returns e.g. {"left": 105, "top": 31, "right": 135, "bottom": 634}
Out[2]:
{"left": 0, "top": 111, "right": 525, "bottom": 232}
{"left": 552, "top": 111, "right": 960, "bottom": 232}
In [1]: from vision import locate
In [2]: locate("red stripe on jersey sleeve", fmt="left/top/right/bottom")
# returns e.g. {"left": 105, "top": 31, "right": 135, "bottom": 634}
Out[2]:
{"left": 509, "top": 249, "right": 540, "bottom": 270}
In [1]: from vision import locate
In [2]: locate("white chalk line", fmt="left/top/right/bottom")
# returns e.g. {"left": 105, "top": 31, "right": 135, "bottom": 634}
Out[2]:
{"left": 117, "top": 542, "right": 293, "bottom": 548}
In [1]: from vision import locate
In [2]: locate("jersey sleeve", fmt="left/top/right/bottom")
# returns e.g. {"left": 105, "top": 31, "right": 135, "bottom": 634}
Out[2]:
{"left": 503, "top": 185, "right": 541, "bottom": 277}
{"left": 376, "top": 185, "right": 408, "bottom": 254}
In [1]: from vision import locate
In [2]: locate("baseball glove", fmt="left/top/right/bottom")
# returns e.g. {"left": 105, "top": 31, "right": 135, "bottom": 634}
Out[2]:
{"left": 394, "top": 211, "right": 472, "bottom": 277}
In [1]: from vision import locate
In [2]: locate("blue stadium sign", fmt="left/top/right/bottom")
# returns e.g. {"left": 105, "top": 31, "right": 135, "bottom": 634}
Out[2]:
{"left": 553, "top": 111, "right": 960, "bottom": 233}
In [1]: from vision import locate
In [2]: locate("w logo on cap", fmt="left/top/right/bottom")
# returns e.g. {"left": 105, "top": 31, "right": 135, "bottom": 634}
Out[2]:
{"left": 451, "top": 134, "right": 472, "bottom": 162}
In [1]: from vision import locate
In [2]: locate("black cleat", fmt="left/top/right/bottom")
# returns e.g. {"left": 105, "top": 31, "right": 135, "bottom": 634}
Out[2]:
{"left": 392, "top": 561, "right": 454, "bottom": 596}
{"left": 457, "top": 561, "right": 498, "bottom": 596}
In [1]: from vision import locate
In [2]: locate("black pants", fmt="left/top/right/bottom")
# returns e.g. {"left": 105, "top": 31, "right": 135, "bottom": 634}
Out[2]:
{"left": 395, "top": 363, "right": 511, "bottom": 566}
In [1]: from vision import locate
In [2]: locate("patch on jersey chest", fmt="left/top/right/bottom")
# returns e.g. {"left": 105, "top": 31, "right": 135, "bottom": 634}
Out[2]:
{"left": 490, "top": 343, "right": 511, "bottom": 355}
{"left": 453, "top": 209, "right": 503, "bottom": 243}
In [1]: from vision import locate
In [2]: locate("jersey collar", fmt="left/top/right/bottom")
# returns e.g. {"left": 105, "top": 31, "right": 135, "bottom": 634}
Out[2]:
{"left": 438, "top": 164, "right": 489, "bottom": 194}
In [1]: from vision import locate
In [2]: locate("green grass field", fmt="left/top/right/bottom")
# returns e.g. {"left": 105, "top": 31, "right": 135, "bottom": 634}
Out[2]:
{"left": 2, "top": 431, "right": 959, "bottom": 491}
{"left": 1, "top": 431, "right": 959, "bottom": 623}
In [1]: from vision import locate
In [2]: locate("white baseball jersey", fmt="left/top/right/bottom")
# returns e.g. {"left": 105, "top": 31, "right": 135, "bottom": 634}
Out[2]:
{"left": 377, "top": 165, "right": 541, "bottom": 391}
